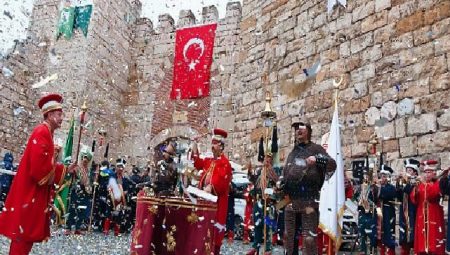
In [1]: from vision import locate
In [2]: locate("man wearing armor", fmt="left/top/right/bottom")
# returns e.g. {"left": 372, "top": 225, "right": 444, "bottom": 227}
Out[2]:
{"left": 281, "top": 118, "right": 336, "bottom": 255}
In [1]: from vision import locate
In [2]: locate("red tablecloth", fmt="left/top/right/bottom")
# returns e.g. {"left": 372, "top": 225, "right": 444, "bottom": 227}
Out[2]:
{"left": 131, "top": 193, "right": 217, "bottom": 255}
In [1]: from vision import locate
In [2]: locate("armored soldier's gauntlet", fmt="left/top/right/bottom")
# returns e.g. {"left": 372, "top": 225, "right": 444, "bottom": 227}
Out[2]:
{"left": 315, "top": 153, "right": 329, "bottom": 170}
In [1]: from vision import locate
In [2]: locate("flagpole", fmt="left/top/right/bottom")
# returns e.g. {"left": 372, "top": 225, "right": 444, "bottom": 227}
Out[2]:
{"left": 260, "top": 91, "right": 276, "bottom": 254}
{"left": 74, "top": 101, "right": 88, "bottom": 165}
{"left": 328, "top": 79, "right": 339, "bottom": 255}
{"left": 65, "top": 101, "right": 88, "bottom": 228}
{"left": 333, "top": 76, "right": 342, "bottom": 255}
{"left": 328, "top": 237, "right": 333, "bottom": 255}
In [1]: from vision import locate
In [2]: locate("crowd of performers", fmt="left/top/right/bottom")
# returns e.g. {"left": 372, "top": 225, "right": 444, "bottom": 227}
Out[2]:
{"left": 1, "top": 92, "right": 450, "bottom": 255}
{"left": 353, "top": 159, "right": 450, "bottom": 255}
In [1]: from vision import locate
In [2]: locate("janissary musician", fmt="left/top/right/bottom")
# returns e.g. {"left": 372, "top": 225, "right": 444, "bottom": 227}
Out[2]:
{"left": 411, "top": 160, "right": 445, "bottom": 254}
{"left": 192, "top": 128, "right": 232, "bottom": 255}
{"left": 0, "top": 94, "right": 77, "bottom": 254}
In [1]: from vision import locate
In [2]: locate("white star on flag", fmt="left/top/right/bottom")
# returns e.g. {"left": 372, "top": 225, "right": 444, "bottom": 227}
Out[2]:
{"left": 328, "top": 0, "right": 347, "bottom": 14}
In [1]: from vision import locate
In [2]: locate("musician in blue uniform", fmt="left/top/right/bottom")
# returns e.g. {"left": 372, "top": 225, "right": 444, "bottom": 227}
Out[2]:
{"left": 377, "top": 165, "right": 396, "bottom": 255}
{"left": 396, "top": 159, "right": 419, "bottom": 255}
{"left": 0, "top": 152, "right": 14, "bottom": 210}
{"left": 356, "top": 170, "right": 378, "bottom": 255}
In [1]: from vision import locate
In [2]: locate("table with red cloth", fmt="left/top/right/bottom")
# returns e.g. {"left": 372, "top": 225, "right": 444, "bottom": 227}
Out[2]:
{"left": 131, "top": 192, "right": 217, "bottom": 255}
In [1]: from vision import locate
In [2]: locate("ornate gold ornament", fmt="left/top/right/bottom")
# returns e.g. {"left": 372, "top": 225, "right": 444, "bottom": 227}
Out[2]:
{"left": 148, "top": 205, "right": 158, "bottom": 215}
{"left": 187, "top": 212, "right": 199, "bottom": 224}
{"left": 166, "top": 225, "right": 177, "bottom": 252}
{"left": 205, "top": 229, "right": 212, "bottom": 254}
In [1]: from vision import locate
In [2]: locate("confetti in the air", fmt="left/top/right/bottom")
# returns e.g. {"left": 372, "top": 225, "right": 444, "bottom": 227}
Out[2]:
{"left": 31, "top": 73, "right": 58, "bottom": 89}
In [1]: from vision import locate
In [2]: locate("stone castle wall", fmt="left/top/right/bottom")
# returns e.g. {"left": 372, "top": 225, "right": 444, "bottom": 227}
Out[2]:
{"left": 0, "top": 0, "right": 141, "bottom": 163}
{"left": 1, "top": 0, "right": 449, "bottom": 172}
{"left": 120, "top": 2, "right": 243, "bottom": 165}
{"left": 231, "top": 0, "right": 450, "bottom": 172}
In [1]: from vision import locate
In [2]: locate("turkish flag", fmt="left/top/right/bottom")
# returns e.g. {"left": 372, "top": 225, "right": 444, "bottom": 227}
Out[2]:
{"left": 171, "top": 23, "right": 217, "bottom": 99}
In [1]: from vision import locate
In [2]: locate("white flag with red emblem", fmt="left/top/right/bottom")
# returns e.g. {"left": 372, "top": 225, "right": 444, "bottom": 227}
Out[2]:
{"left": 170, "top": 23, "right": 217, "bottom": 100}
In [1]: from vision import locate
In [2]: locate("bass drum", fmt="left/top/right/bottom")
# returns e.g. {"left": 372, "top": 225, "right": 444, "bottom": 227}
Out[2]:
{"left": 130, "top": 192, "right": 165, "bottom": 255}
{"left": 162, "top": 197, "right": 217, "bottom": 255}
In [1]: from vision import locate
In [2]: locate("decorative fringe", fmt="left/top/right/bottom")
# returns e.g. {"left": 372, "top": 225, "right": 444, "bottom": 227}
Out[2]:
{"left": 104, "top": 143, "right": 109, "bottom": 158}
{"left": 271, "top": 125, "right": 278, "bottom": 153}
{"left": 258, "top": 137, "right": 264, "bottom": 162}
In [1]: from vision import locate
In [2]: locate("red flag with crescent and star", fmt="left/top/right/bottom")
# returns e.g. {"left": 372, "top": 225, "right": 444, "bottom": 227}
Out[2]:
{"left": 170, "top": 23, "right": 217, "bottom": 99}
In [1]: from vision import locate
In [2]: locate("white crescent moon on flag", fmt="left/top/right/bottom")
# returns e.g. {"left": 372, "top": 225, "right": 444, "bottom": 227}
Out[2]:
{"left": 183, "top": 38, "right": 205, "bottom": 62}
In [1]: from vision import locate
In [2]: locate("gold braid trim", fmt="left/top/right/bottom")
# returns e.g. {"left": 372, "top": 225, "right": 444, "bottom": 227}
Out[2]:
{"left": 38, "top": 169, "right": 55, "bottom": 186}
{"left": 57, "top": 165, "right": 68, "bottom": 187}
{"left": 56, "top": 181, "right": 69, "bottom": 193}
{"left": 55, "top": 194, "right": 67, "bottom": 216}
{"left": 52, "top": 204, "right": 64, "bottom": 225}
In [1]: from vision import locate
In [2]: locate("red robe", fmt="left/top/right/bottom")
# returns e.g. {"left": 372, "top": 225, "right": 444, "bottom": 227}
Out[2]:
{"left": 0, "top": 123, "right": 66, "bottom": 242}
{"left": 194, "top": 153, "right": 232, "bottom": 247}
{"left": 410, "top": 180, "right": 445, "bottom": 254}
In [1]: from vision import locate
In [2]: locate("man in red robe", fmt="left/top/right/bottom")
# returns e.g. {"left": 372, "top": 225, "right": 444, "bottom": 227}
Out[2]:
{"left": 0, "top": 94, "right": 77, "bottom": 255}
{"left": 192, "top": 128, "right": 232, "bottom": 255}
{"left": 410, "top": 159, "right": 445, "bottom": 255}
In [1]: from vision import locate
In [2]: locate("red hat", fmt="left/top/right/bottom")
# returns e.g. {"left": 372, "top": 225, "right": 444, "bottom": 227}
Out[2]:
{"left": 421, "top": 160, "right": 439, "bottom": 171}
{"left": 212, "top": 128, "right": 228, "bottom": 143}
{"left": 38, "top": 93, "right": 63, "bottom": 114}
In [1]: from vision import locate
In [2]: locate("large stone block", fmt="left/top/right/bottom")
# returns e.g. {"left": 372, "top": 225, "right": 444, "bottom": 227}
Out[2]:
{"left": 397, "top": 98, "right": 414, "bottom": 116}
{"left": 365, "top": 107, "right": 381, "bottom": 125}
{"left": 361, "top": 45, "right": 382, "bottom": 64}
{"left": 395, "top": 117, "right": 406, "bottom": 138}
{"left": 420, "top": 91, "right": 450, "bottom": 113}
{"left": 439, "top": 151, "right": 450, "bottom": 169}
{"left": 355, "top": 126, "right": 375, "bottom": 143}
{"left": 375, "top": 121, "right": 395, "bottom": 140}
{"left": 385, "top": 151, "right": 400, "bottom": 162}
{"left": 407, "top": 113, "right": 437, "bottom": 136}
{"left": 395, "top": 10, "right": 423, "bottom": 35}
{"left": 351, "top": 32, "right": 374, "bottom": 54}
{"left": 423, "top": 1, "right": 450, "bottom": 26}
{"left": 371, "top": 91, "right": 383, "bottom": 107}
{"left": 383, "top": 139, "right": 399, "bottom": 153}
{"left": 375, "top": 0, "right": 391, "bottom": 12}
{"left": 351, "top": 63, "right": 375, "bottom": 82}
{"left": 351, "top": 142, "right": 368, "bottom": 157}
{"left": 353, "top": 1, "right": 375, "bottom": 22}
{"left": 430, "top": 73, "right": 450, "bottom": 93}
{"left": 361, "top": 11, "right": 388, "bottom": 34}
{"left": 417, "top": 131, "right": 450, "bottom": 154}
{"left": 435, "top": 33, "right": 450, "bottom": 56}
{"left": 438, "top": 111, "right": 450, "bottom": 129}
{"left": 399, "top": 136, "right": 417, "bottom": 157}
{"left": 380, "top": 101, "right": 397, "bottom": 121}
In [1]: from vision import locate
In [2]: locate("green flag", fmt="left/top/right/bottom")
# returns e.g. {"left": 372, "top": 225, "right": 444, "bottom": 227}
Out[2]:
{"left": 63, "top": 117, "right": 75, "bottom": 165}
{"left": 56, "top": 7, "right": 76, "bottom": 40}
{"left": 53, "top": 116, "right": 74, "bottom": 225}
{"left": 74, "top": 5, "right": 93, "bottom": 37}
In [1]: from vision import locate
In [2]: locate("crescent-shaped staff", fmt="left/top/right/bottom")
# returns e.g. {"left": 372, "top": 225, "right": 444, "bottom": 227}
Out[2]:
{"left": 333, "top": 75, "right": 344, "bottom": 88}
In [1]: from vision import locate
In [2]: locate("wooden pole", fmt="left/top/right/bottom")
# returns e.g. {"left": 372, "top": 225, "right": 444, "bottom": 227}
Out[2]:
{"left": 327, "top": 237, "right": 333, "bottom": 255}
{"left": 262, "top": 126, "right": 270, "bottom": 254}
